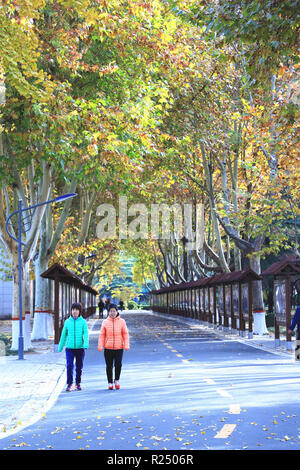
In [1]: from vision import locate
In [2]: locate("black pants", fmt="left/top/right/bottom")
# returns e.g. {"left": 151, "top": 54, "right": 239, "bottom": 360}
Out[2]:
{"left": 66, "top": 348, "right": 85, "bottom": 385}
{"left": 104, "top": 349, "right": 123, "bottom": 383}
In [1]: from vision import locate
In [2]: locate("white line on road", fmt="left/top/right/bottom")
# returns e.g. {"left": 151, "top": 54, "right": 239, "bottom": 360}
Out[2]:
{"left": 216, "top": 389, "right": 232, "bottom": 398}
{"left": 214, "top": 424, "right": 236, "bottom": 438}
{"left": 229, "top": 404, "right": 241, "bottom": 414}
{"left": 203, "top": 378, "right": 216, "bottom": 385}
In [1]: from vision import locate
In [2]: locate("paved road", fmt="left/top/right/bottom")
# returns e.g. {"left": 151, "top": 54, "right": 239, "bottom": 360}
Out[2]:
{"left": 1, "top": 312, "right": 300, "bottom": 451}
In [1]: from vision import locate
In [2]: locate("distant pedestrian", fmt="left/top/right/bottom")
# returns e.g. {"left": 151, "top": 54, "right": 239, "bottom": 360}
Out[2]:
{"left": 119, "top": 300, "right": 124, "bottom": 312}
{"left": 288, "top": 305, "right": 300, "bottom": 339}
{"left": 58, "top": 302, "right": 89, "bottom": 391}
{"left": 98, "top": 303, "right": 130, "bottom": 390}
{"left": 288, "top": 305, "right": 300, "bottom": 361}
{"left": 98, "top": 298, "right": 104, "bottom": 318}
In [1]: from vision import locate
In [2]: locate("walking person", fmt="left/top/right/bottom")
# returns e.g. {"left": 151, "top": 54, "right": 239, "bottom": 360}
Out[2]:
{"left": 98, "top": 303, "right": 130, "bottom": 390}
{"left": 288, "top": 305, "right": 300, "bottom": 338}
{"left": 288, "top": 305, "right": 300, "bottom": 360}
{"left": 58, "top": 302, "right": 89, "bottom": 391}
{"left": 98, "top": 298, "right": 104, "bottom": 318}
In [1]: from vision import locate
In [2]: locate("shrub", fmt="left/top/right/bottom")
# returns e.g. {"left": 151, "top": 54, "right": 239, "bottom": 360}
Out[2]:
{"left": 127, "top": 301, "right": 138, "bottom": 310}
{"left": 0, "top": 333, "right": 17, "bottom": 356}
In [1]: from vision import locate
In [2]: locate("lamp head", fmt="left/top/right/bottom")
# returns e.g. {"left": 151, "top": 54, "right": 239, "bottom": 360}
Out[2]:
{"left": 54, "top": 193, "right": 77, "bottom": 202}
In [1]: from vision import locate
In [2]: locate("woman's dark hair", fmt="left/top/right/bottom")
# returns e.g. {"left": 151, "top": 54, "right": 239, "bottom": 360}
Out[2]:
{"left": 107, "top": 303, "right": 119, "bottom": 316}
{"left": 71, "top": 302, "right": 82, "bottom": 313}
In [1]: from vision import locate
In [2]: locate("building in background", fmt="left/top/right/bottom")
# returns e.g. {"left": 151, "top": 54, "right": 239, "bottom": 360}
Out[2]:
{"left": 0, "top": 251, "right": 12, "bottom": 319}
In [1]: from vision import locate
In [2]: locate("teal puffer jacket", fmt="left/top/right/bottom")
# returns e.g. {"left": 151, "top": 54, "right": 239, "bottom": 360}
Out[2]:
{"left": 58, "top": 315, "right": 89, "bottom": 352}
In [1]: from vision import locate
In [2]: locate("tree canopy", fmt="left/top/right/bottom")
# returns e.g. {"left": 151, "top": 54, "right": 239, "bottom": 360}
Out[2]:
{"left": 0, "top": 0, "right": 299, "bottom": 329}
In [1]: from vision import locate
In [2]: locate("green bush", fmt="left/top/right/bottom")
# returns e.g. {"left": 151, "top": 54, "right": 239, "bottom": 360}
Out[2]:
{"left": 127, "top": 301, "right": 138, "bottom": 310}
{"left": 0, "top": 333, "right": 17, "bottom": 356}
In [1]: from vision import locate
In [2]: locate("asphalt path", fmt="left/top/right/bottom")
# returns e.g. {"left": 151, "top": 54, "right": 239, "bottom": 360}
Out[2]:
{"left": 1, "top": 312, "right": 300, "bottom": 451}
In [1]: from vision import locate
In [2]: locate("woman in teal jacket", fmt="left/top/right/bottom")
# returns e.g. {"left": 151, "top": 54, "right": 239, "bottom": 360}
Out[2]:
{"left": 58, "top": 302, "right": 89, "bottom": 391}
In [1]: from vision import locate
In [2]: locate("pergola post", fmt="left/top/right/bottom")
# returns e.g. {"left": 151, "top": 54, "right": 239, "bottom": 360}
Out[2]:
{"left": 262, "top": 256, "right": 300, "bottom": 351}
{"left": 54, "top": 274, "right": 59, "bottom": 351}
{"left": 286, "top": 275, "right": 292, "bottom": 350}
{"left": 248, "top": 280, "right": 253, "bottom": 339}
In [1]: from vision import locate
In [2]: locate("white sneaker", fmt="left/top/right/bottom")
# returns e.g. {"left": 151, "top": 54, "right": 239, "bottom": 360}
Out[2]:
{"left": 108, "top": 383, "right": 113, "bottom": 390}
{"left": 114, "top": 380, "right": 120, "bottom": 390}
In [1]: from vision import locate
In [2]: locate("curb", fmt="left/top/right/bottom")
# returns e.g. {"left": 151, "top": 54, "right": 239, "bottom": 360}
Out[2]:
{"left": 0, "top": 363, "right": 66, "bottom": 440}
{"left": 0, "top": 317, "right": 98, "bottom": 441}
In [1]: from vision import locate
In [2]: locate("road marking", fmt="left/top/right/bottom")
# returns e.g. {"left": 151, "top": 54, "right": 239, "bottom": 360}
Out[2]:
{"left": 176, "top": 354, "right": 183, "bottom": 357}
{"left": 229, "top": 404, "right": 241, "bottom": 414}
{"left": 216, "top": 389, "right": 232, "bottom": 398}
{"left": 171, "top": 349, "right": 177, "bottom": 352}
{"left": 203, "top": 378, "right": 216, "bottom": 385}
{"left": 214, "top": 424, "right": 236, "bottom": 439}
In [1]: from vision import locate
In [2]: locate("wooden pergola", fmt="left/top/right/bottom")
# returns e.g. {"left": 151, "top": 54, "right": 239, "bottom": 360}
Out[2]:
{"left": 41, "top": 263, "right": 98, "bottom": 349}
{"left": 209, "top": 269, "right": 262, "bottom": 338}
{"left": 150, "top": 269, "right": 262, "bottom": 338}
{"left": 262, "top": 256, "right": 300, "bottom": 349}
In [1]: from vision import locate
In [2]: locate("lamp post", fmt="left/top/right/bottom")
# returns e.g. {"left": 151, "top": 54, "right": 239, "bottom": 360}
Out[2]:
{"left": 5, "top": 193, "right": 77, "bottom": 359}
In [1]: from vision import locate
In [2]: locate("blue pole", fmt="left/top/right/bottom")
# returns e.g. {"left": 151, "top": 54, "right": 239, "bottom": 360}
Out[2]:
{"left": 4, "top": 193, "right": 77, "bottom": 359}
{"left": 18, "top": 199, "right": 24, "bottom": 360}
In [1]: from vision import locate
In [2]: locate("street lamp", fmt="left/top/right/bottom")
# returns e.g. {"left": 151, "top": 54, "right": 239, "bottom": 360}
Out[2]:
{"left": 5, "top": 193, "right": 77, "bottom": 359}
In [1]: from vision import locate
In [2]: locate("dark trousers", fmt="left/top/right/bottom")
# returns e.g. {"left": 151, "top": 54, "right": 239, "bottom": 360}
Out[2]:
{"left": 104, "top": 349, "right": 123, "bottom": 383}
{"left": 66, "top": 348, "right": 85, "bottom": 385}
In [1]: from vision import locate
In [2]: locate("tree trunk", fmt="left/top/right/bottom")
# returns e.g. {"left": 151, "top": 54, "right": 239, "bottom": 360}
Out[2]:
{"left": 10, "top": 249, "right": 32, "bottom": 350}
{"left": 24, "top": 261, "right": 33, "bottom": 350}
{"left": 249, "top": 242, "right": 268, "bottom": 335}
{"left": 31, "top": 179, "right": 76, "bottom": 340}
{"left": 31, "top": 255, "right": 52, "bottom": 340}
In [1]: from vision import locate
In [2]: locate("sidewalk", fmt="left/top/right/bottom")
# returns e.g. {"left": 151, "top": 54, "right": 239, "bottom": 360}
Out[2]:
{"left": 0, "top": 344, "right": 66, "bottom": 439}
{"left": 0, "top": 316, "right": 98, "bottom": 440}
{"left": 0, "top": 312, "right": 296, "bottom": 441}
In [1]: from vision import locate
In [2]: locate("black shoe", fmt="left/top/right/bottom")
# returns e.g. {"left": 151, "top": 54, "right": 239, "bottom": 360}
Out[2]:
{"left": 75, "top": 384, "right": 82, "bottom": 391}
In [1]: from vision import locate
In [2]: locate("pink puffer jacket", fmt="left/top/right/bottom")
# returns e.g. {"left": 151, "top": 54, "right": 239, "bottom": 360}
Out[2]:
{"left": 98, "top": 316, "right": 130, "bottom": 351}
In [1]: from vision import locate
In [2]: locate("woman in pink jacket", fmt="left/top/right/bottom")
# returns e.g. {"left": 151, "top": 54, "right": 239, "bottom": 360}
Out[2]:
{"left": 98, "top": 303, "right": 130, "bottom": 390}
